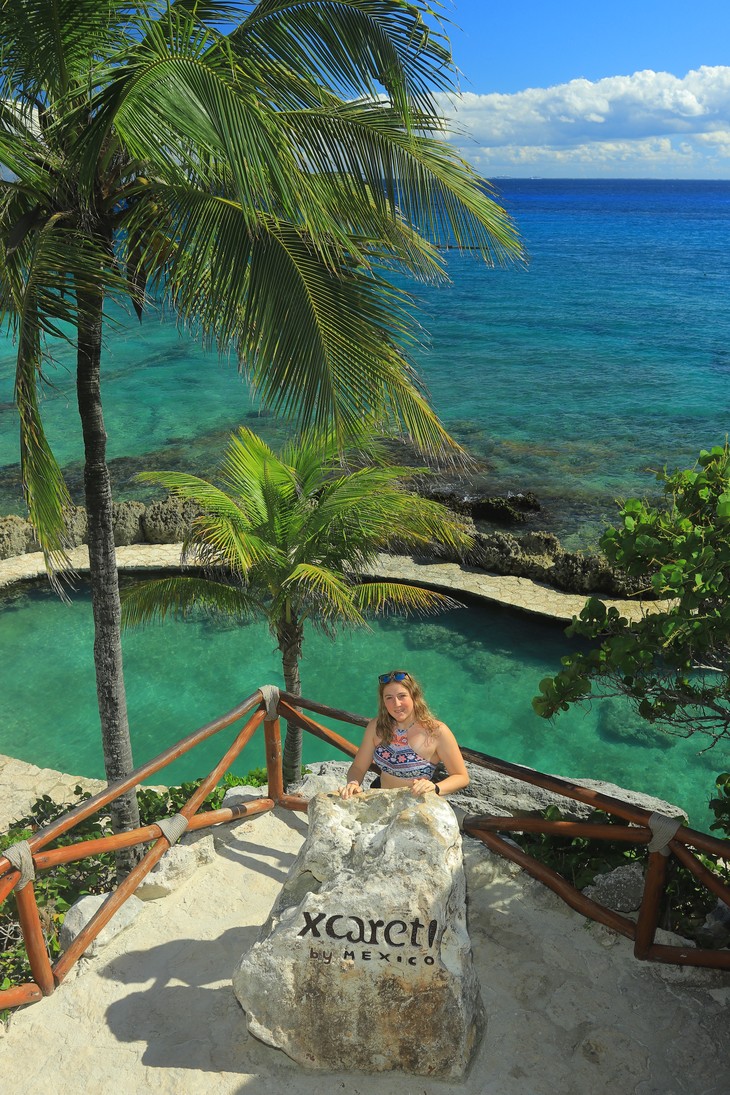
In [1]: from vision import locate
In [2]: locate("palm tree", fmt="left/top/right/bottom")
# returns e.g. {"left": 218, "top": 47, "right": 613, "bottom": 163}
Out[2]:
{"left": 0, "top": 1, "right": 521, "bottom": 845}
{"left": 121, "top": 426, "right": 473, "bottom": 785}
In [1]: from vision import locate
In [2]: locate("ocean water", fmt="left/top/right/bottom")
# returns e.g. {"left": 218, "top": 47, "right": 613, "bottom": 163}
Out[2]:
{"left": 1, "top": 579, "right": 725, "bottom": 831}
{"left": 1, "top": 179, "right": 730, "bottom": 548}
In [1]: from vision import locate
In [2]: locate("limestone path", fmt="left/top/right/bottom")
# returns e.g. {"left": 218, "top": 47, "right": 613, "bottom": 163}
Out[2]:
{"left": 0, "top": 545, "right": 651, "bottom": 622}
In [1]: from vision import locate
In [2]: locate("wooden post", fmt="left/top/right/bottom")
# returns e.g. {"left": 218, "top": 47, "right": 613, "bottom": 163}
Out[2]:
{"left": 647, "top": 942, "right": 730, "bottom": 969}
{"left": 671, "top": 839, "right": 730, "bottom": 907}
{"left": 32, "top": 800, "right": 276, "bottom": 872}
{"left": 265, "top": 716, "right": 285, "bottom": 803}
{"left": 464, "top": 815, "right": 652, "bottom": 844}
{"left": 53, "top": 837, "right": 171, "bottom": 984}
{"left": 0, "top": 982, "right": 43, "bottom": 1009}
{"left": 278, "top": 794, "right": 309, "bottom": 813}
{"left": 466, "top": 827, "right": 637, "bottom": 938}
{"left": 634, "top": 850, "right": 668, "bottom": 959}
{"left": 0, "top": 689, "right": 264, "bottom": 870}
{"left": 54, "top": 710, "right": 266, "bottom": 985}
{"left": 15, "top": 883, "right": 55, "bottom": 996}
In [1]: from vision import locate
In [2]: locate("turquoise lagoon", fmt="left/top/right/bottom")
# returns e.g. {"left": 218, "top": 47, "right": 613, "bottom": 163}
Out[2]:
{"left": 0, "top": 578, "right": 725, "bottom": 832}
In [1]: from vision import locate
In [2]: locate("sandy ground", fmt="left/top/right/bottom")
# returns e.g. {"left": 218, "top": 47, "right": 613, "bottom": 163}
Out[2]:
{"left": 1, "top": 791, "right": 728, "bottom": 1095}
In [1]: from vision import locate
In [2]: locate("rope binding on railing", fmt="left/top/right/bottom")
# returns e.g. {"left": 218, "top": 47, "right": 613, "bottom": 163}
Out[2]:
{"left": 156, "top": 812, "right": 190, "bottom": 846}
{"left": 259, "top": 684, "right": 281, "bottom": 721}
{"left": 647, "top": 812, "right": 683, "bottom": 855}
{"left": 5, "top": 839, "right": 35, "bottom": 889}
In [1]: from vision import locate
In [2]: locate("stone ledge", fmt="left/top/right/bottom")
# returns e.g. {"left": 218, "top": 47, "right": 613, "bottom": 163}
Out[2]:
{"left": 0, "top": 545, "right": 655, "bottom": 623}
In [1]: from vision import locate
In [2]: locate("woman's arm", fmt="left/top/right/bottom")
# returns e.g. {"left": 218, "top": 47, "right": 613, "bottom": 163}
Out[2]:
{"left": 340, "top": 719, "right": 379, "bottom": 797}
{"left": 411, "top": 723, "right": 470, "bottom": 797}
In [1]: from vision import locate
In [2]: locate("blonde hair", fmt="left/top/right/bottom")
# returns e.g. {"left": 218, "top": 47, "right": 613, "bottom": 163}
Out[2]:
{"left": 375, "top": 671, "right": 438, "bottom": 743}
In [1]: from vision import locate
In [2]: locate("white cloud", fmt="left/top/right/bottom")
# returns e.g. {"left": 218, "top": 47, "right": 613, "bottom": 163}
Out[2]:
{"left": 439, "top": 67, "right": 730, "bottom": 176}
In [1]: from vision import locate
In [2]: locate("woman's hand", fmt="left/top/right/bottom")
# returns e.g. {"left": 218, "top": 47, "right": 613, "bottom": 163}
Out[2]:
{"left": 340, "top": 780, "right": 362, "bottom": 799}
{"left": 410, "top": 779, "right": 438, "bottom": 797}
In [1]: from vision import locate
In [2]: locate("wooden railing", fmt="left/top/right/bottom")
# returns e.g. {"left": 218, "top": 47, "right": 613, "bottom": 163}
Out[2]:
{"left": 1, "top": 686, "right": 729, "bottom": 1011}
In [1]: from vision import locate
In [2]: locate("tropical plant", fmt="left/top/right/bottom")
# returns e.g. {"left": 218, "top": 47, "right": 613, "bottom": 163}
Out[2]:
{"left": 533, "top": 444, "right": 730, "bottom": 751}
{"left": 121, "top": 425, "right": 473, "bottom": 784}
{"left": 709, "top": 772, "right": 730, "bottom": 838}
{"left": 0, "top": 0, "right": 522, "bottom": 855}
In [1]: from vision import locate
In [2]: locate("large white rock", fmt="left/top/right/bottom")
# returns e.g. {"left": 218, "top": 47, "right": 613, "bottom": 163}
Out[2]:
{"left": 135, "top": 833, "right": 216, "bottom": 900}
{"left": 233, "top": 789, "right": 484, "bottom": 1078}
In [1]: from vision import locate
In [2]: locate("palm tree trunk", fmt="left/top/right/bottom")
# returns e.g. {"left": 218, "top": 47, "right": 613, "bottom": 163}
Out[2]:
{"left": 76, "top": 280, "right": 141, "bottom": 876}
{"left": 277, "top": 613, "right": 304, "bottom": 788}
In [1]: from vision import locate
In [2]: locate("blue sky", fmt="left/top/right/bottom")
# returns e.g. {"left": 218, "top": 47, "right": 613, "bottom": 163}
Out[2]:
{"left": 439, "top": 1, "right": 730, "bottom": 177}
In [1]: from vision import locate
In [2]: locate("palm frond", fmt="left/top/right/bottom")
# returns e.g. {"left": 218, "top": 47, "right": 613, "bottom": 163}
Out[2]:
{"left": 279, "top": 102, "right": 523, "bottom": 265}
{"left": 86, "top": 25, "right": 339, "bottom": 237}
{"left": 283, "top": 562, "right": 366, "bottom": 626}
{"left": 0, "top": 0, "right": 138, "bottom": 102}
{"left": 353, "top": 580, "right": 462, "bottom": 616}
{"left": 120, "top": 572, "right": 256, "bottom": 628}
{"left": 14, "top": 335, "right": 73, "bottom": 577}
{"left": 218, "top": 428, "right": 299, "bottom": 514}
{"left": 236, "top": 221, "right": 461, "bottom": 455}
{"left": 233, "top": 0, "right": 455, "bottom": 116}
{"left": 310, "top": 466, "right": 473, "bottom": 549}
{"left": 135, "top": 468, "right": 283, "bottom": 571}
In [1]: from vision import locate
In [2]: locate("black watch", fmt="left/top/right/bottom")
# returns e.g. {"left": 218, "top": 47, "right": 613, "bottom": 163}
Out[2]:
{"left": 434, "top": 784, "right": 441, "bottom": 795}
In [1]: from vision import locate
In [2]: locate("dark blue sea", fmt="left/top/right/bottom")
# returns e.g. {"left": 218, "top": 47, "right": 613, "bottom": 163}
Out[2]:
{"left": 2, "top": 178, "right": 730, "bottom": 548}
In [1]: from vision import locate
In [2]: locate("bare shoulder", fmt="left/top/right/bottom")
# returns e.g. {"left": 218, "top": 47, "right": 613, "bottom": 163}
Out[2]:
{"left": 363, "top": 717, "right": 380, "bottom": 742}
{"left": 431, "top": 720, "right": 463, "bottom": 760}
{"left": 431, "top": 719, "right": 456, "bottom": 741}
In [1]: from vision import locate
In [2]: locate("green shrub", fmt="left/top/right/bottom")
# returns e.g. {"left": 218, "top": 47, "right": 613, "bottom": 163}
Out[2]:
{"left": 709, "top": 772, "right": 730, "bottom": 838}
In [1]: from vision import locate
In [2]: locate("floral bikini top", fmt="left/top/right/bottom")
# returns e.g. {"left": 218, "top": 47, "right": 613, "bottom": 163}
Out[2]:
{"left": 373, "top": 727, "right": 437, "bottom": 780}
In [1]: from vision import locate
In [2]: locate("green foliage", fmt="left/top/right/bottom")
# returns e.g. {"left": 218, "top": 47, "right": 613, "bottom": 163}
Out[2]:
{"left": 512, "top": 807, "right": 642, "bottom": 890}
{"left": 0, "top": 769, "right": 268, "bottom": 994}
{"left": 1, "top": 0, "right": 524, "bottom": 564}
{"left": 709, "top": 772, "right": 730, "bottom": 838}
{"left": 136, "top": 769, "right": 268, "bottom": 821}
{"left": 0, "top": 786, "right": 117, "bottom": 991}
{"left": 661, "top": 855, "right": 730, "bottom": 945}
{"left": 533, "top": 444, "right": 730, "bottom": 751}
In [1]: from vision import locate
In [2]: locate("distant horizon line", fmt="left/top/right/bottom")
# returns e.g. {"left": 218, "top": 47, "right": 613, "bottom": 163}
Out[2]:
{"left": 486, "top": 175, "right": 730, "bottom": 181}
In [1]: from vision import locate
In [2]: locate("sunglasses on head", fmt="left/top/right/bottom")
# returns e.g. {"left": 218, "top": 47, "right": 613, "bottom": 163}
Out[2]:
{"left": 378, "top": 671, "right": 410, "bottom": 684}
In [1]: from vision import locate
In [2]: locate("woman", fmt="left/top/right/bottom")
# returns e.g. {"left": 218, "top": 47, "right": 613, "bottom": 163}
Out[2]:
{"left": 340, "top": 670, "right": 470, "bottom": 798}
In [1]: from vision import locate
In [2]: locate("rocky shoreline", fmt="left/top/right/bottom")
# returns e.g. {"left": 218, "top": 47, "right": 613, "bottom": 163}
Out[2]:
{"left": 0, "top": 492, "right": 645, "bottom": 599}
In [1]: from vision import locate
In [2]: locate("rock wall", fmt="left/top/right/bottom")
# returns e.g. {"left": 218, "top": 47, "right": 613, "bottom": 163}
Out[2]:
{"left": 428, "top": 526, "right": 646, "bottom": 596}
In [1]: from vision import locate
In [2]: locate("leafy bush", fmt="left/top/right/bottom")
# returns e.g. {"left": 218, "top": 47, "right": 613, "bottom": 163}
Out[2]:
{"left": 709, "top": 772, "right": 730, "bottom": 838}
{"left": 534, "top": 444, "right": 730, "bottom": 749}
